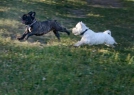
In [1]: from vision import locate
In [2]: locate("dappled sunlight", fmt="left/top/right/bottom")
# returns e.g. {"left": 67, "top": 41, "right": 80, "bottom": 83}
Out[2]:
{"left": 0, "top": 19, "right": 20, "bottom": 28}
{"left": 98, "top": 49, "right": 109, "bottom": 53}
{"left": 0, "top": 6, "right": 9, "bottom": 12}
{"left": 68, "top": 0, "right": 87, "bottom": 5}
{"left": 0, "top": 28, "right": 9, "bottom": 36}
{"left": 126, "top": 53, "right": 134, "bottom": 64}
{"left": 45, "top": 0, "right": 87, "bottom": 6}
{"left": 0, "top": 18, "right": 22, "bottom": 39}
{"left": 46, "top": 41, "right": 63, "bottom": 47}
{"left": 0, "top": 36, "right": 42, "bottom": 47}
{"left": 87, "top": 13, "right": 104, "bottom": 17}
{"left": 87, "top": 0, "right": 123, "bottom": 8}
{"left": 63, "top": 14, "right": 85, "bottom": 18}
{"left": 0, "top": 34, "right": 73, "bottom": 48}
{"left": 14, "top": 40, "right": 43, "bottom": 47}
{"left": 0, "top": 0, "right": 134, "bottom": 95}
{"left": 31, "top": 0, "right": 53, "bottom": 4}
{"left": 126, "top": 0, "right": 134, "bottom": 1}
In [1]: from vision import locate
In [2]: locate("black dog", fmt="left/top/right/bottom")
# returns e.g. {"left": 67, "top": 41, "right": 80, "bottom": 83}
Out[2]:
{"left": 17, "top": 11, "right": 70, "bottom": 41}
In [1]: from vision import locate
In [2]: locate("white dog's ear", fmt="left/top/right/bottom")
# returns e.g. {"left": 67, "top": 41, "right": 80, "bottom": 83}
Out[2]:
{"left": 80, "top": 21, "right": 84, "bottom": 26}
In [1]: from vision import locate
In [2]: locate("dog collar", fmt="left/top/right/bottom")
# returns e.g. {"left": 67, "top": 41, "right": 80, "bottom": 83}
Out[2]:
{"left": 80, "top": 29, "right": 88, "bottom": 35}
{"left": 28, "top": 19, "right": 37, "bottom": 27}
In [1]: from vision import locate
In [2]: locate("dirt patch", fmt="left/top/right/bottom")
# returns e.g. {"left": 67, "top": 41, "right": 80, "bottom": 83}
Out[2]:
{"left": 86, "top": 0, "right": 123, "bottom": 8}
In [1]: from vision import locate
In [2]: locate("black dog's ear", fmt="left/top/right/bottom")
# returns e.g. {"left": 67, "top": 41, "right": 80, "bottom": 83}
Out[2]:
{"left": 23, "top": 14, "right": 27, "bottom": 17}
{"left": 21, "top": 14, "right": 27, "bottom": 19}
{"left": 31, "top": 12, "right": 36, "bottom": 17}
{"left": 28, "top": 11, "right": 36, "bottom": 17}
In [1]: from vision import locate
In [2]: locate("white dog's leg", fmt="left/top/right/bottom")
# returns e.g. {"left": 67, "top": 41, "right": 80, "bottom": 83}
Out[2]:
{"left": 106, "top": 44, "right": 115, "bottom": 48}
{"left": 74, "top": 41, "right": 84, "bottom": 47}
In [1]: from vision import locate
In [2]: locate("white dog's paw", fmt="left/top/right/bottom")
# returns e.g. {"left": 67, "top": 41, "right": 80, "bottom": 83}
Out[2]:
{"left": 74, "top": 41, "right": 84, "bottom": 47}
{"left": 74, "top": 43, "right": 80, "bottom": 47}
{"left": 106, "top": 44, "right": 115, "bottom": 48}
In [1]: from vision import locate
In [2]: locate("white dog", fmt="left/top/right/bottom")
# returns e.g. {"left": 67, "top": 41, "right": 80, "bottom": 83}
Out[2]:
{"left": 72, "top": 21, "right": 117, "bottom": 47}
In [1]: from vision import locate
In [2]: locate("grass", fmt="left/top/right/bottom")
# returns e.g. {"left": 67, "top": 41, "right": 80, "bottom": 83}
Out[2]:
{"left": 0, "top": 0, "right": 134, "bottom": 95}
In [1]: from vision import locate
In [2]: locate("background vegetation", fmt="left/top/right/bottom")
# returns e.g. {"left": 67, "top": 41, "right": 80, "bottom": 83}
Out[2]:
{"left": 0, "top": 0, "right": 134, "bottom": 95}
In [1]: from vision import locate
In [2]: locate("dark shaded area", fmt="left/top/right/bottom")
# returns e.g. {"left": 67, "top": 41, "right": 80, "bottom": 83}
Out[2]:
{"left": 87, "top": 0, "right": 123, "bottom": 7}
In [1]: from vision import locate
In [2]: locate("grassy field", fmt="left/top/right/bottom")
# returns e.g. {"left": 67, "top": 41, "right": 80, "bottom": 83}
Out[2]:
{"left": 0, "top": 0, "right": 134, "bottom": 95}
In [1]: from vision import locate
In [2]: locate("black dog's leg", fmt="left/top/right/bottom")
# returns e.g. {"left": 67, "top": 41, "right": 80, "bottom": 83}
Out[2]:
{"left": 17, "top": 31, "right": 28, "bottom": 40}
{"left": 65, "top": 28, "right": 70, "bottom": 35}
{"left": 60, "top": 28, "right": 70, "bottom": 35}
{"left": 25, "top": 32, "right": 35, "bottom": 40}
{"left": 54, "top": 21, "right": 70, "bottom": 35}
{"left": 53, "top": 30, "right": 60, "bottom": 41}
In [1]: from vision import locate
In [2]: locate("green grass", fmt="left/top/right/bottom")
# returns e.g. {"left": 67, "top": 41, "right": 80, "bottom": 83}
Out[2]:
{"left": 0, "top": 0, "right": 134, "bottom": 95}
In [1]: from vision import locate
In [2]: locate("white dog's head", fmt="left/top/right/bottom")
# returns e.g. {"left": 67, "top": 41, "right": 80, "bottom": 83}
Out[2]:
{"left": 72, "top": 21, "right": 88, "bottom": 35}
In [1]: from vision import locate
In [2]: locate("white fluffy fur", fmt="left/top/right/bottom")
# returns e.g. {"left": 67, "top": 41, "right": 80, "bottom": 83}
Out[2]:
{"left": 72, "top": 21, "right": 117, "bottom": 47}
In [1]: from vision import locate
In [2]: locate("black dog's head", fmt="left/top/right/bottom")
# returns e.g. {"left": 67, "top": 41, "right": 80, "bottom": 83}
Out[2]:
{"left": 21, "top": 11, "right": 36, "bottom": 25}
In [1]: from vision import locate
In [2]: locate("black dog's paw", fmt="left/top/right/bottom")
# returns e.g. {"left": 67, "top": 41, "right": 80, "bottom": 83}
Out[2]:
{"left": 67, "top": 31, "right": 70, "bottom": 35}
{"left": 64, "top": 28, "right": 70, "bottom": 35}
{"left": 16, "top": 37, "right": 23, "bottom": 41}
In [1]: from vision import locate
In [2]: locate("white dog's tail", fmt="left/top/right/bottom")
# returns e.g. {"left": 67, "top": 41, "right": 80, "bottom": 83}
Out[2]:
{"left": 104, "top": 30, "right": 118, "bottom": 44}
{"left": 103, "top": 30, "right": 111, "bottom": 35}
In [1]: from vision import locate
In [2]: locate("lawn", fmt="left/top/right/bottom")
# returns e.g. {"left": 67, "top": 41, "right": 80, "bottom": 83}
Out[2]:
{"left": 0, "top": 0, "right": 134, "bottom": 95}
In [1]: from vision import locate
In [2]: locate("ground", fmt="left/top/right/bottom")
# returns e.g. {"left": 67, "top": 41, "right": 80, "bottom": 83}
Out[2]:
{"left": 70, "top": 0, "right": 123, "bottom": 18}
{"left": 0, "top": 0, "right": 134, "bottom": 95}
